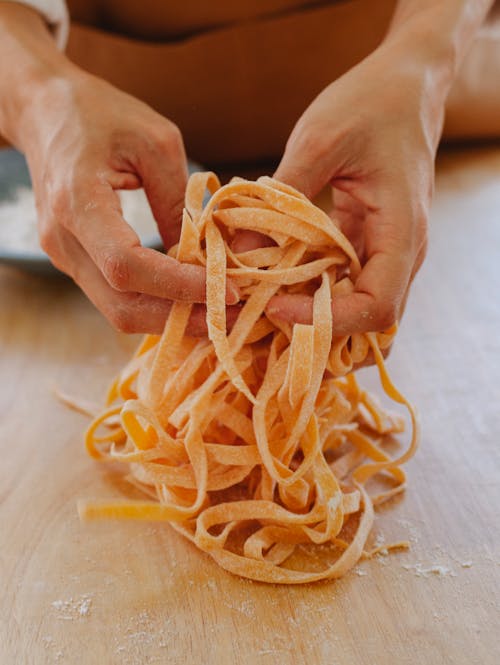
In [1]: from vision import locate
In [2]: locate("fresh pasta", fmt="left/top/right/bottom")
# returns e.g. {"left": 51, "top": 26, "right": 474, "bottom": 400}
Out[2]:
{"left": 79, "top": 173, "right": 419, "bottom": 584}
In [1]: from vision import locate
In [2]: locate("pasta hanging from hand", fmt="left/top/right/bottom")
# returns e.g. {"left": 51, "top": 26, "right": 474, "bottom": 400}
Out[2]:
{"left": 79, "top": 173, "right": 419, "bottom": 584}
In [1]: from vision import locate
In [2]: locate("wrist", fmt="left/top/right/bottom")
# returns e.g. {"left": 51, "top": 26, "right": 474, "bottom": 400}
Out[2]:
{"left": 373, "top": 12, "right": 462, "bottom": 148}
{"left": 381, "top": 15, "right": 458, "bottom": 101}
{"left": 359, "top": 31, "right": 452, "bottom": 154}
{"left": 383, "top": 1, "right": 493, "bottom": 97}
{"left": 0, "top": 3, "right": 79, "bottom": 150}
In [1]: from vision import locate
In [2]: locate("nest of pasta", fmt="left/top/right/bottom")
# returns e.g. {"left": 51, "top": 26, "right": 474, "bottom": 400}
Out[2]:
{"left": 80, "top": 173, "right": 419, "bottom": 584}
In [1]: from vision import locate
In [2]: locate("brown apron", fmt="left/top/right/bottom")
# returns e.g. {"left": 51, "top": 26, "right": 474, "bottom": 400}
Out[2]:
{"left": 66, "top": 0, "right": 396, "bottom": 166}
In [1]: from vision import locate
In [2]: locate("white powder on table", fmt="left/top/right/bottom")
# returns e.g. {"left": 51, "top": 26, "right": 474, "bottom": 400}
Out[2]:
{"left": 401, "top": 563, "right": 457, "bottom": 578}
{"left": 0, "top": 186, "right": 161, "bottom": 255}
{"left": 51, "top": 594, "right": 93, "bottom": 619}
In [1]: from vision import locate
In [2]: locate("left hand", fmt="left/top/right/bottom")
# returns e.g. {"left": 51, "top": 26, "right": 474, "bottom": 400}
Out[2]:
{"left": 265, "top": 41, "right": 446, "bottom": 336}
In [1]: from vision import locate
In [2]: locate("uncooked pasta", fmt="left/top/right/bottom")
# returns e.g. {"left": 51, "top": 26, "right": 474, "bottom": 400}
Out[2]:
{"left": 79, "top": 173, "right": 419, "bottom": 584}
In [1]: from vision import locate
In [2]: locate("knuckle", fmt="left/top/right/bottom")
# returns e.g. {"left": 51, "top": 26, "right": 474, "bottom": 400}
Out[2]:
{"left": 292, "top": 122, "right": 329, "bottom": 159}
{"left": 49, "top": 188, "right": 72, "bottom": 230}
{"left": 107, "top": 305, "right": 137, "bottom": 334}
{"left": 374, "top": 302, "right": 398, "bottom": 331}
{"left": 153, "top": 122, "right": 184, "bottom": 155}
{"left": 51, "top": 186, "right": 68, "bottom": 212}
{"left": 102, "top": 251, "right": 131, "bottom": 292}
{"left": 40, "top": 235, "right": 69, "bottom": 275}
{"left": 38, "top": 222, "right": 72, "bottom": 276}
{"left": 38, "top": 222, "right": 57, "bottom": 255}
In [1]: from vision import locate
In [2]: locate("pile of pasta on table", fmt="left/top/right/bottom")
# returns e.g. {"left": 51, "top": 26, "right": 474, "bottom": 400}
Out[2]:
{"left": 79, "top": 173, "right": 419, "bottom": 584}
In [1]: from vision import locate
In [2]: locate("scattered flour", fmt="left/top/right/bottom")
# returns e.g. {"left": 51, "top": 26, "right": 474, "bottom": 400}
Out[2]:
{"left": 42, "top": 636, "right": 55, "bottom": 648}
{"left": 396, "top": 518, "right": 420, "bottom": 543}
{"left": 112, "top": 609, "right": 176, "bottom": 664}
{"left": 401, "top": 563, "right": 457, "bottom": 578}
{"left": 224, "top": 598, "right": 256, "bottom": 618}
{"left": 372, "top": 533, "right": 389, "bottom": 557}
{"left": 51, "top": 594, "right": 93, "bottom": 619}
{"left": 257, "top": 647, "right": 291, "bottom": 656}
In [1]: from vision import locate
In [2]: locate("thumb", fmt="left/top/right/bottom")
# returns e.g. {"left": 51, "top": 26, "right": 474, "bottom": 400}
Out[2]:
{"left": 274, "top": 121, "right": 336, "bottom": 201}
{"left": 139, "top": 124, "right": 188, "bottom": 249}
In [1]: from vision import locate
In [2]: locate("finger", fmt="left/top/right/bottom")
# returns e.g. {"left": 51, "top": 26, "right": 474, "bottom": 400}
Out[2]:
{"left": 331, "top": 188, "right": 366, "bottom": 237}
{"left": 266, "top": 294, "right": 313, "bottom": 325}
{"left": 334, "top": 254, "right": 409, "bottom": 333}
{"left": 265, "top": 292, "right": 396, "bottom": 370}
{"left": 266, "top": 243, "right": 412, "bottom": 335}
{"left": 328, "top": 200, "right": 416, "bottom": 333}
{"left": 187, "top": 303, "right": 243, "bottom": 337}
{"left": 230, "top": 230, "right": 276, "bottom": 253}
{"left": 266, "top": 252, "right": 408, "bottom": 335}
{"left": 273, "top": 120, "right": 339, "bottom": 200}
{"left": 55, "top": 226, "right": 241, "bottom": 335}
{"left": 334, "top": 213, "right": 365, "bottom": 261}
{"left": 332, "top": 188, "right": 366, "bottom": 221}
{"left": 107, "top": 171, "right": 142, "bottom": 191}
{"left": 54, "top": 227, "right": 174, "bottom": 334}
{"left": 274, "top": 161, "right": 322, "bottom": 201}
{"left": 137, "top": 123, "right": 188, "bottom": 249}
{"left": 266, "top": 295, "right": 392, "bottom": 371}
{"left": 65, "top": 180, "right": 239, "bottom": 304}
{"left": 330, "top": 189, "right": 367, "bottom": 261}
{"left": 265, "top": 292, "right": 392, "bottom": 369}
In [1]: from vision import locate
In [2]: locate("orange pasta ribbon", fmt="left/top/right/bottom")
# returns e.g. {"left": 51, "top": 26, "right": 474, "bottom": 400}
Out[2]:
{"left": 79, "top": 173, "right": 419, "bottom": 584}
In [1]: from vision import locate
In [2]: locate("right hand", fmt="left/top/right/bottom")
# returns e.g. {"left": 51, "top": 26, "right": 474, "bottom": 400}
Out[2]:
{"left": 21, "top": 71, "right": 239, "bottom": 334}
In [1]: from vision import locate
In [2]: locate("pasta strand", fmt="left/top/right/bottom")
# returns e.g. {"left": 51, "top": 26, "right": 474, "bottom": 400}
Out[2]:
{"left": 78, "top": 173, "right": 419, "bottom": 584}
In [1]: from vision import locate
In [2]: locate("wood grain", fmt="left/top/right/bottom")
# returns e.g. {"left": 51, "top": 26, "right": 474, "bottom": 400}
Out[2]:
{"left": 1, "top": 146, "right": 499, "bottom": 665}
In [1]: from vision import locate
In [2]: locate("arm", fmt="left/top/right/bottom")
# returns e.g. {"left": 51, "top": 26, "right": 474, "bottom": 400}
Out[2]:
{"left": 385, "top": 0, "right": 494, "bottom": 141}
{"left": 388, "top": 0, "right": 493, "bottom": 57}
{"left": 267, "top": 0, "right": 494, "bottom": 335}
{"left": 0, "top": 3, "right": 238, "bottom": 334}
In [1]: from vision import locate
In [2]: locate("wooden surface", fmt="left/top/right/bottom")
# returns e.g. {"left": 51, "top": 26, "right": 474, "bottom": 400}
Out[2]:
{"left": 1, "top": 146, "right": 499, "bottom": 665}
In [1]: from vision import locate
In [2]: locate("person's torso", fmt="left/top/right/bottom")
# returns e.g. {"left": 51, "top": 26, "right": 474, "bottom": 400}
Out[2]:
{"left": 67, "top": 0, "right": 333, "bottom": 40}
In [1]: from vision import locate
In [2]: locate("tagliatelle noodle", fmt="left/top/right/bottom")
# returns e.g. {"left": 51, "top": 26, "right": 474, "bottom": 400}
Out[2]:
{"left": 78, "top": 173, "right": 419, "bottom": 584}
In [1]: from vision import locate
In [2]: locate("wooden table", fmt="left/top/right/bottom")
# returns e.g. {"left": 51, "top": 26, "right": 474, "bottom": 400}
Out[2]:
{"left": 1, "top": 146, "right": 499, "bottom": 665}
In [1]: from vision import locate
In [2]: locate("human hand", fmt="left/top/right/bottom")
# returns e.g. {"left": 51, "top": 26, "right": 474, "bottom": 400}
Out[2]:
{"left": 20, "top": 71, "right": 239, "bottom": 334}
{"left": 266, "top": 42, "right": 447, "bottom": 336}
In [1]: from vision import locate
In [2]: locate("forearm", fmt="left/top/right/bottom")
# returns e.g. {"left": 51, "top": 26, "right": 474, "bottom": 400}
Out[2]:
{"left": 0, "top": 3, "right": 77, "bottom": 149}
{"left": 385, "top": 0, "right": 494, "bottom": 91}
